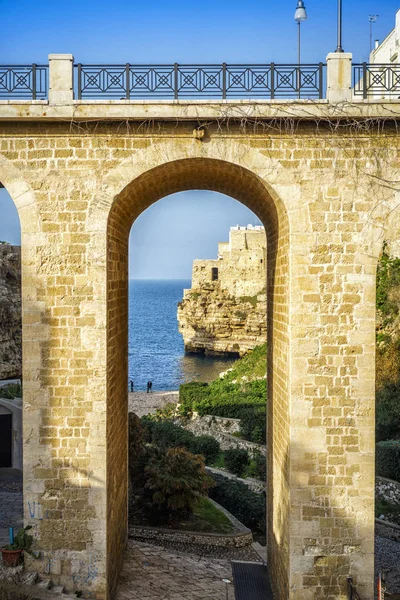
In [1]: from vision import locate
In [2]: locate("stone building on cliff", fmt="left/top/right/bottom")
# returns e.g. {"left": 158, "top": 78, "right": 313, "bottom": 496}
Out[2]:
{"left": 177, "top": 225, "right": 266, "bottom": 356}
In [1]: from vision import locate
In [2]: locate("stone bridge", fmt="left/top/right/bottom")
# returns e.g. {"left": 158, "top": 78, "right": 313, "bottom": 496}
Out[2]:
{"left": 1, "top": 53, "right": 400, "bottom": 599}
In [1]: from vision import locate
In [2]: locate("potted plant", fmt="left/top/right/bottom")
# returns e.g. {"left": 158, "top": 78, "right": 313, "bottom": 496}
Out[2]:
{"left": 1, "top": 526, "right": 34, "bottom": 567}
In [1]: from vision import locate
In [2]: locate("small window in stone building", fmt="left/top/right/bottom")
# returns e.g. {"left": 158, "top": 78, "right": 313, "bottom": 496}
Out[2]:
{"left": 211, "top": 267, "right": 218, "bottom": 281}
{"left": 260, "top": 259, "right": 263, "bottom": 263}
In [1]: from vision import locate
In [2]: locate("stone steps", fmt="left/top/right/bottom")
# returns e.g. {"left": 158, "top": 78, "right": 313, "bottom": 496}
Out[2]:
{"left": 0, "top": 565, "right": 80, "bottom": 599}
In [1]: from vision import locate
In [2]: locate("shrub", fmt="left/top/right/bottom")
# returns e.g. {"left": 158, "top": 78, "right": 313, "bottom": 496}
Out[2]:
{"left": 376, "top": 440, "right": 400, "bottom": 482}
{"left": 141, "top": 418, "right": 220, "bottom": 463}
{"left": 179, "top": 381, "right": 209, "bottom": 416}
{"left": 145, "top": 447, "right": 214, "bottom": 522}
{"left": 253, "top": 451, "right": 267, "bottom": 480}
{"left": 192, "top": 435, "right": 220, "bottom": 463}
{"left": 224, "top": 448, "right": 249, "bottom": 477}
{"left": 376, "top": 382, "right": 400, "bottom": 442}
{"left": 209, "top": 473, "right": 265, "bottom": 531}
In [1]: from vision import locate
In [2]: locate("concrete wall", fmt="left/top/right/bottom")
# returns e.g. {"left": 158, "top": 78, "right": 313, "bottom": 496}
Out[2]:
{"left": 0, "top": 116, "right": 397, "bottom": 600}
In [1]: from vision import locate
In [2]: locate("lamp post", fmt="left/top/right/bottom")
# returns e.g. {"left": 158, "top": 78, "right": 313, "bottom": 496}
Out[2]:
{"left": 369, "top": 15, "right": 379, "bottom": 54}
{"left": 294, "top": 0, "right": 307, "bottom": 97}
{"left": 336, "top": 0, "right": 344, "bottom": 52}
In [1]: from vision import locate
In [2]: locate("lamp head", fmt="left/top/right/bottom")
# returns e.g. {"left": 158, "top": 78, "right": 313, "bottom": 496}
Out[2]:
{"left": 294, "top": 0, "right": 307, "bottom": 22}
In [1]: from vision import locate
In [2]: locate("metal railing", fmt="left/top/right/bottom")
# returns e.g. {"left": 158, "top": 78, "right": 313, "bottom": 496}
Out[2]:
{"left": 74, "top": 63, "right": 326, "bottom": 100}
{"left": 353, "top": 63, "right": 400, "bottom": 98}
{"left": 0, "top": 65, "right": 48, "bottom": 99}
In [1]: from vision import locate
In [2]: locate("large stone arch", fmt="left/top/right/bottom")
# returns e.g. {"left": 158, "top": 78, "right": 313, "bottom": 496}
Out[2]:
{"left": 105, "top": 154, "right": 291, "bottom": 598}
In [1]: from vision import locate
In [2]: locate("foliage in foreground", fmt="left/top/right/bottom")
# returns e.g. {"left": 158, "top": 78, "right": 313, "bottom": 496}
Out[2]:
{"left": 142, "top": 418, "right": 220, "bottom": 463}
{"left": 179, "top": 344, "right": 267, "bottom": 443}
{"left": 145, "top": 447, "right": 214, "bottom": 519}
{"left": 224, "top": 448, "right": 250, "bottom": 477}
{"left": 129, "top": 414, "right": 214, "bottom": 524}
{"left": 209, "top": 472, "right": 265, "bottom": 532}
{"left": 376, "top": 440, "right": 400, "bottom": 482}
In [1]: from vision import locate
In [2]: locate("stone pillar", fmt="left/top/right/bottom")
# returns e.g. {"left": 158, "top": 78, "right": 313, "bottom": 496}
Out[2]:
{"left": 48, "top": 54, "right": 74, "bottom": 105}
{"left": 326, "top": 52, "right": 353, "bottom": 103}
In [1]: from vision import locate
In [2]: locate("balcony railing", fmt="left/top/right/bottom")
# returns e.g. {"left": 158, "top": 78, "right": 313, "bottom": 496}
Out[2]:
{"left": 353, "top": 63, "right": 400, "bottom": 98}
{"left": 74, "top": 63, "right": 326, "bottom": 100}
{"left": 0, "top": 65, "right": 48, "bottom": 100}
{"left": 0, "top": 60, "right": 400, "bottom": 102}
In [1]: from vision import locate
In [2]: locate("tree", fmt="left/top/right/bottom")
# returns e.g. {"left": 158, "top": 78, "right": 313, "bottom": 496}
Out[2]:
{"left": 145, "top": 447, "right": 214, "bottom": 521}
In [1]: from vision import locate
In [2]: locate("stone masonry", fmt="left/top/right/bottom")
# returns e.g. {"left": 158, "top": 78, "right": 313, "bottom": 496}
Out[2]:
{"left": 1, "top": 53, "right": 400, "bottom": 600}
{"left": 177, "top": 226, "right": 267, "bottom": 355}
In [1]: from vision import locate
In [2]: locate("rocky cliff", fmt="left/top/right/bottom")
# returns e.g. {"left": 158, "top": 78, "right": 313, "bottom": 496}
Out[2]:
{"left": 0, "top": 244, "right": 21, "bottom": 380}
{"left": 177, "top": 282, "right": 266, "bottom": 356}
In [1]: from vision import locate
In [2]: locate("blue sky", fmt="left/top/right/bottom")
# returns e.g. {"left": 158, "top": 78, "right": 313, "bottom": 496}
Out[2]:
{"left": 0, "top": 0, "right": 398, "bottom": 64}
{"left": 0, "top": 1, "right": 398, "bottom": 277}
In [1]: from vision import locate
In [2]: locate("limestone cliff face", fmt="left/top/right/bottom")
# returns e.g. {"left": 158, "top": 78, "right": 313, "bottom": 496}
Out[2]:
{"left": 0, "top": 245, "right": 21, "bottom": 380}
{"left": 177, "top": 282, "right": 266, "bottom": 356}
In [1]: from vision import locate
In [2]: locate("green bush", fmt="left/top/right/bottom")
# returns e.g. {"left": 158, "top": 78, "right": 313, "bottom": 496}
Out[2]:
{"left": 253, "top": 451, "right": 267, "bottom": 480}
{"left": 209, "top": 473, "right": 265, "bottom": 531}
{"left": 178, "top": 345, "right": 267, "bottom": 444}
{"left": 376, "top": 244, "right": 400, "bottom": 325}
{"left": 376, "top": 383, "right": 400, "bottom": 441}
{"left": 224, "top": 448, "right": 249, "bottom": 477}
{"left": 141, "top": 418, "right": 220, "bottom": 463}
{"left": 376, "top": 440, "right": 400, "bottom": 481}
{"left": 192, "top": 435, "right": 220, "bottom": 463}
{"left": 145, "top": 447, "right": 214, "bottom": 522}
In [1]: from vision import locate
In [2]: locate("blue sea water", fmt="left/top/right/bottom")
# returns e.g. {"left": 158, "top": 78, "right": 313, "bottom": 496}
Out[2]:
{"left": 128, "top": 279, "right": 235, "bottom": 391}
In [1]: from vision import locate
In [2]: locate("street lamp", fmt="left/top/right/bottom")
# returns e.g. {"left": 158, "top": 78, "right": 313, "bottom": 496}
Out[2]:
{"left": 294, "top": 0, "right": 307, "bottom": 64}
{"left": 294, "top": 0, "right": 307, "bottom": 97}
{"left": 369, "top": 15, "right": 379, "bottom": 54}
{"left": 336, "top": 0, "right": 344, "bottom": 52}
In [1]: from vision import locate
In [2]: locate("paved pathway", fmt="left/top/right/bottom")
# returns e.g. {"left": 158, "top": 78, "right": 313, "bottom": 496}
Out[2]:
{"left": 116, "top": 540, "right": 236, "bottom": 600}
{"left": 128, "top": 390, "right": 179, "bottom": 417}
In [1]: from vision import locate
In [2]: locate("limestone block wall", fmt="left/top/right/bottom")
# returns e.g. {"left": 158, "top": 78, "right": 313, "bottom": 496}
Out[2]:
{"left": 0, "top": 119, "right": 398, "bottom": 599}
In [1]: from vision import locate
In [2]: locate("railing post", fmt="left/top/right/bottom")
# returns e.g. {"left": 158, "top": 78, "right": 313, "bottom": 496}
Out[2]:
{"left": 222, "top": 63, "right": 227, "bottom": 100}
{"left": 326, "top": 51, "right": 353, "bottom": 103}
{"left": 77, "top": 63, "right": 82, "bottom": 100}
{"left": 48, "top": 54, "right": 74, "bottom": 105}
{"left": 125, "top": 63, "right": 130, "bottom": 100}
{"left": 32, "top": 64, "right": 37, "bottom": 100}
{"left": 174, "top": 63, "right": 178, "bottom": 100}
{"left": 318, "top": 62, "right": 324, "bottom": 99}
{"left": 270, "top": 63, "right": 275, "bottom": 99}
{"left": 362, "top": 62, "right": 367, "bottom": 99}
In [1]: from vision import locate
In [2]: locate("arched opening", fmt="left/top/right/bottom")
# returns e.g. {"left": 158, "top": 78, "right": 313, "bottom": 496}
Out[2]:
{"left": 0, "top": 182, "right": 23, "bottom": 549}
{"left": 106, "top": 157, "right": 290, "bottom": 597}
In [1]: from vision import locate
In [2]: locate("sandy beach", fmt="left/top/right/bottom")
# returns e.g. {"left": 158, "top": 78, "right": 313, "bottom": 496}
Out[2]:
{"left": 128, "top": 390, "right": 179, "bottom": 417}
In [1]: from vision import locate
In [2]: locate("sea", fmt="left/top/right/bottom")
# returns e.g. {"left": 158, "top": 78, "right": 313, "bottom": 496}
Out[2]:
{"left": 128, "top": 279, "right": 235, "bottom": 392}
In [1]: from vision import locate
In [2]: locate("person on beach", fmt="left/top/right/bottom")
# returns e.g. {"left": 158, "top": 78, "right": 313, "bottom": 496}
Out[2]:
{"left": 147, "top": 380, "right": 153, "bottom": 393}
{"left": 129, "top": 380, "right": 134, "bottom": 393}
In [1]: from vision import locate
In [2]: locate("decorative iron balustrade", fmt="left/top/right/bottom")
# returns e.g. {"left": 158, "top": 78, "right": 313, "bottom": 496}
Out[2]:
{"left": 353, "top": 63, "right": 400, "bottom": 98}
{"left": 0, "top": 65, "right": 48, "bottom": 100}
{"left": 75, "top": 63, "right": 325, "bottom": 100}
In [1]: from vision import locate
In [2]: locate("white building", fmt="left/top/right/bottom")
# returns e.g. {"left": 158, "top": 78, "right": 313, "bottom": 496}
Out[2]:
{"left": 370, "top": 9, "right": 400, "bottom": 64}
